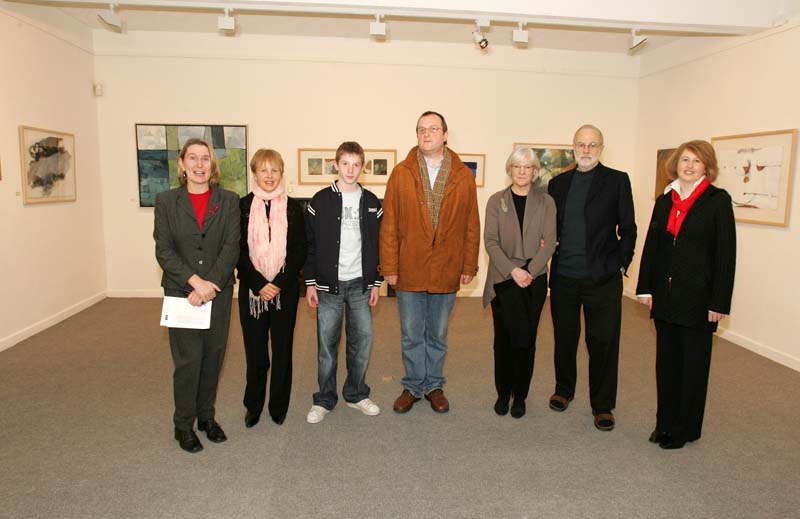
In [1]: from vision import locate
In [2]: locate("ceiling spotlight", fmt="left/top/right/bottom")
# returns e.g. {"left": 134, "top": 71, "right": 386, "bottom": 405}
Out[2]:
{"left": 218, "top": 8, "right": 236, "bottom": 33}
{"left": 472, "top": 20, "right": 489, "bottom": 50}
{"left": 512, "top": 22, "right": 529, "bottom": 45}
{"left": 629, "top": 28, "right": 648, "bottom": 53}
{"left": 370, "top": 14, "right": 386, "bottom": 38}
{"left": 97, "top": 3, "right": 121, "bottom": 30}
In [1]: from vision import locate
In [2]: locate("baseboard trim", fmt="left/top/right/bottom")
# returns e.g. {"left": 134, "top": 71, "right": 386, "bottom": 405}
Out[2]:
{"left": 0, "top": 291, "right": 107, "bottom": 353}
{"left": 717, "top": 328, "right": 800, "bottom": 372}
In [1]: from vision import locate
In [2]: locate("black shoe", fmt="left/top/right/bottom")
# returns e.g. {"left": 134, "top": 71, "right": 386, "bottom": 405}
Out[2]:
{"left": 244, "top": 411, "right": 260, "bottom": 428}
{"left": 494, "top": 396, "right": 510, "bottom": 416}
{"left": 510, "top": 399, "right": 526, "bottom": 419}
{"left": 270, "top": 413, "right": 286, "bottom": 425}
{"left": 197, "top": 419, "right": 227, "bottom": 443}
{"left": 174, "top": 428, "right": 203, "bottom": 453}
{"left": 649, "top": 429, "right": 670, "bottom": 444}
{"left": 659, "top": 438, "right": 687, "bottom": 450}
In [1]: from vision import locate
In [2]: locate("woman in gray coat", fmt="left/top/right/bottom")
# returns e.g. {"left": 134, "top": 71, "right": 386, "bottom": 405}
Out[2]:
{"left": 483, "top": 147, "right": 557, "bottom": 418}
{"left": 154, "top": 138, "right": 240, "bottom": 453}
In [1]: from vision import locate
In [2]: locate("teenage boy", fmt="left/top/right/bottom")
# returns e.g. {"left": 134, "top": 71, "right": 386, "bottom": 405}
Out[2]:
{"left": 304, "top": 141, "right": 383, "bottom": 424}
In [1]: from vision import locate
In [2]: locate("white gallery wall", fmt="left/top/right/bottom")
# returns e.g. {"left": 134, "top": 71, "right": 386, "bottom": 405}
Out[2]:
{"left": 93, "top": 30, "right": 639, "bottom": 298}
{"left": 0, "top": 6, "right": 107, "bottom": 352}
{"left": 631, "top": 22, "right": 800, "bottom": 370}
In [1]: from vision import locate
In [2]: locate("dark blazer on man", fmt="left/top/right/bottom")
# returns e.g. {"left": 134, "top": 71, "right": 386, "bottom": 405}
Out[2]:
{"left": 636, "top": 184, "right": 736, "bottom": 332}
{"left": 154, "top": 184, "right": 241, "bottom": 297}
{"left": 547, "top": 162, "right": 637, "bottom": 282}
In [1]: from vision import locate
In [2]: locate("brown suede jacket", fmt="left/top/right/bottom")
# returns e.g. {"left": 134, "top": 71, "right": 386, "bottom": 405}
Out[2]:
{"left": 379, "top": 146, "right": 480, "bottom": 293}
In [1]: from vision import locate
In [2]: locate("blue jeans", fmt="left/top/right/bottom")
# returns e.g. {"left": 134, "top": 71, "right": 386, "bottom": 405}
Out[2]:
{"left": 396, "top": 290, "right": 457, "bottom": 397}
{"left": 313, "top": 278, "right": 373, "bottom": 410}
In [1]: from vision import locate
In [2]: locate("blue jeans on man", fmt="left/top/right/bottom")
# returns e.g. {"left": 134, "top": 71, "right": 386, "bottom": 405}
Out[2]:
{"left": 313, "top": 278, "right": 373, "bottom": 410}
{"left": 396, "top": 290, "right": 457, "bottom": 397}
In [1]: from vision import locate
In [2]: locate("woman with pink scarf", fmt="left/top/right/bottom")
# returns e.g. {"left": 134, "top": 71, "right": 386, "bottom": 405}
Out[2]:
{"left": 237, "top": 149, "right": 307, "bottom": 427}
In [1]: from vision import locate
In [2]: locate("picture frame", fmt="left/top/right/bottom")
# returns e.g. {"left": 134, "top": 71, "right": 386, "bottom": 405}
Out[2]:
{"left": 513, "top": 143, "right": 575, "bottom": 192}
{"left": 712, "top": 129, "right": 797, "bottom": 226}
{"left": 459, "top": 153, "right": 486, "bottom": 187}
{"left": 654, "top": 148, "right": 677, "bottom": 199}
{"left": 136, "top": 124, "right": 248, "bottom": 207}
{"left": 19, "top": 125, "right": 77, "bottom": 205}
{"left": 297, "top": 148, "right": 397, "bottom": 185}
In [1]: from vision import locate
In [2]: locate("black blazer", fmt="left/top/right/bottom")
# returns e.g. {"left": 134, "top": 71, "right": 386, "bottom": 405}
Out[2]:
{"left": 237, "top": 194, "right": 307, "bottom": 294}
{"left": 548, "top": 162, "right": 637, "bottom": 282}
{"left": 154, "top": 185, "right": 241, "bottom": 297}
{"left": 636, "top": 184, "right": 736, "bottom": 332}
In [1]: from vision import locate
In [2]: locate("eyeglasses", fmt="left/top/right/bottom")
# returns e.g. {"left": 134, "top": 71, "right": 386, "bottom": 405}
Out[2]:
{"left": 510, "top": 164, "right": 535, "bottom": 171}
{"left": 416, "top": 126, "right": 442, "bottom": 136}
{"left": 574, "top": 142, "right": 602, "bottom": 151}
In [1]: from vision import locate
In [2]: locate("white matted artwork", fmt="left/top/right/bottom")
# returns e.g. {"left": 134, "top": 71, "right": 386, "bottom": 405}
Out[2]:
{"left": 298, "top": 148, "right": 397, "bottom": 185}
{"left": 712, "top": 129, "right": 797, "bottom": 226}
{"left": 19, "top": 125, "right": 77, "bottom": 205}
{"left": 458, "top": 153, "right": 486, "bottom": 187}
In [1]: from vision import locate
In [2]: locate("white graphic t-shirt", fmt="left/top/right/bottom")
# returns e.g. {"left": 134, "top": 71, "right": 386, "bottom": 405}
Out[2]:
{"left": 338, "top": 188, "right": 363, "bottom": 281}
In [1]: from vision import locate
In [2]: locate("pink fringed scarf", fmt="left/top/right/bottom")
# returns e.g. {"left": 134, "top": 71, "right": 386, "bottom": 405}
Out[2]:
{"left": 247, "top": 182, "right": 288, "bottom": 316}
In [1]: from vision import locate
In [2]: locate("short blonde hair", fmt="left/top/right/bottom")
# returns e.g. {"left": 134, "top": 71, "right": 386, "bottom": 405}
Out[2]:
{"left": 177, "top": 138, "right": 220, "bottom": 185}
{"left": 250, "top": 148, "right": 285, "bottom": 174}
{"left": 666, "top": 140, "right": 719, "bottom": 182}
{"left": 505, "top": 147, "right": 541, "bottom": 175}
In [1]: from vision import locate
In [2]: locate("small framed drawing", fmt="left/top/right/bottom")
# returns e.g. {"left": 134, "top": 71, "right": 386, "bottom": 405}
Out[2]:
{"left": 19, "top": 125, "right": 77, "bottom": 205}
{"left": 513, "top": 143, "right": 575, "bottom": 193}
{"left": 459, "top": 153, "right": 486, "bottom": 187}
{"left": 712, "top": 129, "right": 797, "bottom": 226}
{"left": 298, "top": 148, "right": 397, "bottom": 185}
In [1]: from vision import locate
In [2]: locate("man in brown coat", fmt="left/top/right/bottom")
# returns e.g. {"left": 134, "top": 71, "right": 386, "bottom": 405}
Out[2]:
{"left": 380, "top": 111, "right": 480, "bottom": 413}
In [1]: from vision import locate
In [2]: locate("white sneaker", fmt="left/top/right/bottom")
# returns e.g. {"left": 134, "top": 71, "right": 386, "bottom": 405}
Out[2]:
{"left": 346, "top": 398, "right": 381, "bottom": 416}
{"left": 306, "top": 405, "right": 329, "bottom": 424}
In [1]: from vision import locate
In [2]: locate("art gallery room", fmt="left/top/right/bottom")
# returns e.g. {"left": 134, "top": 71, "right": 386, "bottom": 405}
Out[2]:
{"left": 2, "top": 0, "right": 800, "bottom": 517}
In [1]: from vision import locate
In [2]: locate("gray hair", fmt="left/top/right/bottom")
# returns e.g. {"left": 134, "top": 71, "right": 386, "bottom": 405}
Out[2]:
{"left": 573, "top": 124, "right": 604, "bottom": 145}
{"left": 505, "top": 146, "right": 541, "bottom": 175}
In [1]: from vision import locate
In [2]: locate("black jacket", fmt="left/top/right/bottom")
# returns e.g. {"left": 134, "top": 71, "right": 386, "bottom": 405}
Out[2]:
{"left": 636, "top": 184, "right": 736, "bottom": 332}
{"left": 304, "top": 181, "right": 383, "bottom": 294}
{"left": 548, "top": 162, "right": 637, "bottom": 283}
{"left": 237, "top": 194, "right": 307, "bottom": 293}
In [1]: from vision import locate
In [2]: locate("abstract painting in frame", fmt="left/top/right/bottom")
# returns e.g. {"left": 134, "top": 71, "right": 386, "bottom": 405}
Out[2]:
{"left": 459, "top": 153, "right": 486, "bottom": 187}
{"left": 136, "top": 124, "right": 248, "bottom": 207}
{"left": 513, "top": 143, "right": 575, "bottom": 193}
{"left": 298, "top": 148, "right": 397, "bottom": 185}
{"left": 712, "top": 129, "right": 797, "bottom": 226}
{"left": 19, "top": 126, "right": 77, "bottom": 205}
{"left": 654, "top": 148, "right": 677, "bottom": 199}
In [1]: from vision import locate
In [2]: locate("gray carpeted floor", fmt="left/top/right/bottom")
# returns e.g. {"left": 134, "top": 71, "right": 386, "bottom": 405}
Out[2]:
{"left": 1, "top": 296, "right": 798, "bottom": 519}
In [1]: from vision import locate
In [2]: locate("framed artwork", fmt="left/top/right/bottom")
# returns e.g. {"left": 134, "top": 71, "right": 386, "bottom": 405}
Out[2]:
{"left": 136, "top": 124, "right": 248, "bottom": 207}
{"left": 712, "top": 129, "right": 797, "bottom": 226}
{"left": 513, "top": 143, "right": 575, "bottom": 192}
{"left": 654, "top": 148, "right": 677, "bottom": 199}
{"left": 19, "top": 125, "right": 77, "bottom": 205}
{"left": 298, "top": 148, "right": 397, "bottom": 185}
{"left": 459, "top": 153, "right": 486, "bottom": 187}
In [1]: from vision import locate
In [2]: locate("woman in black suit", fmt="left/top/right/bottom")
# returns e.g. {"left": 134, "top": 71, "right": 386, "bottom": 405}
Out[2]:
{"left": 483, "top": 147, "right": 557, "bottom": 418}
{"left": 636, "top": 140, "right": 736, "bottom": 449}
{"left": 238, "top": 149, "right": 306, "bottom": 427}
{"left": 154, "top": 138, "right": 240, "bottom": 453}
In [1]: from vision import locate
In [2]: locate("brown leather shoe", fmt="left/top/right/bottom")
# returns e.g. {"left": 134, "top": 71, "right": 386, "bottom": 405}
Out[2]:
{"left": 424, "top": 389, "right": 450, "bottom": 413}
{"left": 593, "top": 411, "right": 615, "bottom": 431}
{"left": 548, "top": 393, "right": 573, "bottom": 412}
{"left": 393, "top": 389, "right": 420, "bottom": 413}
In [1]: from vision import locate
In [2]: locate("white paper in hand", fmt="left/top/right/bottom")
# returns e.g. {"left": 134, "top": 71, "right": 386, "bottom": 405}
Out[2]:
{"left": 160, "top": 296, "right": 212, "bottom": 329}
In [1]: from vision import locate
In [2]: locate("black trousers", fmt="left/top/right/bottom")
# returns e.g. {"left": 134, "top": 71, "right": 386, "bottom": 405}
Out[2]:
{"left": 238, "top": 285, "right": 299, "bottom": 419}
{"left": 550, "top": 273, "right": 622, "bottom": 412}
{"left": 169, "top": 285, "right": 233, "bottom": 431}
{"left": 654, "top": 319, "right": 713, "bottom": 442}
{"left": 490, "top": 274, "right": 548, "bottom": 401}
